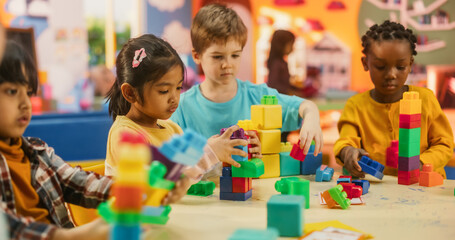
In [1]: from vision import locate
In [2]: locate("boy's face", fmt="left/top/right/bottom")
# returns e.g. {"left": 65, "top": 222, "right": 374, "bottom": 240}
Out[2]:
{"left": 192, "top": 38, "right": 243, "bottom": 84}
{"left": 0, "top": 82, "right": 32, "bottom": 142}
{"left": 361, "top": 39, "right": 413, "bottom": 97}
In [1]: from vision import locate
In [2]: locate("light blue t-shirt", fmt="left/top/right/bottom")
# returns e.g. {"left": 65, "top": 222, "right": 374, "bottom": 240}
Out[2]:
{"left": 171, "top": 78, "right": 304, "bottom": 138}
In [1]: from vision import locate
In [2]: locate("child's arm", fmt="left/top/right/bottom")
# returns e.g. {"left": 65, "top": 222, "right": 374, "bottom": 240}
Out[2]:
{"left": 298, "top": 99, "right": 323, "bottom": 155}
{"left": 50, "top": 218, "right": 109, "bottom": 240}
{"left": 339, "top": 146, "right": 367, "bottom": 178}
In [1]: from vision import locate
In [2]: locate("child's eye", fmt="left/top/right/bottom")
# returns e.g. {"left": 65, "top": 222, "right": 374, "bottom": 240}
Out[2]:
{"left": 27, "top": 90, "right": 34, "bottom": 96}
{"left": 159, "top": 90, "right": 169, "bottom": 94}
{"left": 232, "top": 54, "right": 240, "bottom": 58}
{"left": 213, "top": 56, "right": 223, "bottom": 60}
{"left": 177, "top": 86, "right": 183, "bottom": 90}
{"left": 397, "top": 66, "right": 406, "bottom": 70}
{"left": 375, "top": 66, "right": 385, "bottom": 70}
{"left": 6, "top": 89, "right": 17, "bottom": 95}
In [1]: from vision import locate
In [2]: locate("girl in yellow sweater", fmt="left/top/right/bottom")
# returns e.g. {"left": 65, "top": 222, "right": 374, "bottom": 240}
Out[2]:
{"left": 334, "top": 21, "right": 453, "bottom": 178}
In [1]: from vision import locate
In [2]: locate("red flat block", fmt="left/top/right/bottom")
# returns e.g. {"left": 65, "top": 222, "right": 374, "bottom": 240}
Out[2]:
{"left": 340, "top": 183, "right": 362, "bottom": 199}
{"left": 290, "top": 140, "right": 306, "bottom": 161}
{"left": 399, "top": 121, "right": 421, "bottom": 129}
{"left": 398, "top": 176, "right": 419, "bottom": 185}
{"left": 398, "top": 169, "right": 420, "bottom": 179}
{"left": 232, "top": 177, "right": 249, "bottom": 193}
{"left": 399, "top": 114, "right": 421, "bottom": 123}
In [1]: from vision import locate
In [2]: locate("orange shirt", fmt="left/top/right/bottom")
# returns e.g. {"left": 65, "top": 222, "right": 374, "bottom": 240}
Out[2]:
{"left": 0, "top": 138, "right": 49, "bottom": 223}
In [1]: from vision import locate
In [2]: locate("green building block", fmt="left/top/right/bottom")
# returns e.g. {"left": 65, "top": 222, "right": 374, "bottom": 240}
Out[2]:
{"left": 148, "top": 161, "right": 175, "bottom": 190}
{"left": 328, "top": 185, "right": 351, "bottom": 209}
{"left": 187, "top": 181, "right": 216, "bottom": 196}
{"left": 275, "top": 177, "right": 310, "bottom": 209}
{"left": 231, "top": 158, "right": 265, "bottom": 178}
{"left": 261, "top": 95, "right": 278, "bottom": 105}
{"left": 97, "top": 202, "right": 141, "bottom": 225}
{"left": 398, "top": 142, "right": 420, "bottom": 157}
{"left": 267, "top": 194, "right": 305, "bottom": 237}
{"left": 141, "top": 205, "right": 171, "bottom": 225}
{"left": 398, "top": 128, "right": 421, "bottom": 144}
{"left": 229, "top": 228, "right": 279, "bottom": 240}
{"left": 279, "top": 152, "right": 301, "bottom": 176}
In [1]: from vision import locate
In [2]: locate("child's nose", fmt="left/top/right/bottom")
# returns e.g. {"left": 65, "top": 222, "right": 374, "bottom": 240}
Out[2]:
{"left": 20, "top": 93, "right": 31, "bottom": 110}
{"left": 385, "top": 68, "right": 397, "bottom": 80}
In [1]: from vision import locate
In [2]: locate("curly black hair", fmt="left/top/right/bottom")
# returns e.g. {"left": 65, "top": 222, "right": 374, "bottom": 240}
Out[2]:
{"left": 361, "top": 20, "right": 417, "bottom": 56}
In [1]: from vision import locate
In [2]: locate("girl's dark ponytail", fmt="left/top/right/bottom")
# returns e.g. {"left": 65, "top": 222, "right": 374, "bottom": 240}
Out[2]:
{"left": 106, "top": 79, "right": 130, "bottom": 120}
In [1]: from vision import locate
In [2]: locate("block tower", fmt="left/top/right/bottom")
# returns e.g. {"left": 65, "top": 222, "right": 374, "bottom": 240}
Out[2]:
{"left": 398, "top": 92, "right": 421, "bottom": 185}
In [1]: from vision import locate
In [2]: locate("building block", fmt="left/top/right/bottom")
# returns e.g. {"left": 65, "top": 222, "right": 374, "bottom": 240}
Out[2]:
{"left": 275, "top": 177, "right": 310, "bottom": 209}
{"left": 220, "top": 127, "right": 247, "bottom": 140}
{"left": 232, "top": 177, "right": 249, "bottom": 193}
{"left": 248, "top": 177, "right": 252, "bottom": 191}
{"left": 251, "top": 96, "right": 282, "bottom": 130}
{"left": 327, "top": 185, "right": 351, "bottom": 209}
{"left": 290, "top": 140, "right": 306, "bottom": 161}
{"left": 144, "top": 187, "right": 170, "bottom": 207}
{"left": 233, "top": 145, "right": 248, "bottom": 162}
{"left": 220, "top": 190, "right": 252, "bottom": 201}
{"left": 399, "top": 120, "right": 421, "bottom": 129}
{"left": 321, "top": 190, "right": 338, "bottom": 209}
{"left": 223, "top": 166, "right": 232, "bottom": 177}
{"left": 261, "top": 95, "right": 279, "bottom": 105}
{"left": 228, "top": 228, "right": 278, "bottom": 240}
{"left": 111, "top": 185, "right": 144, "bottom": 211}
{"left": 399, "top": 113, "right": 421, "bottom": 123}
{"left": 399, "top": 91, "right": 421, "bottom": 115}
{"left": 279, "top": 151, "right": 301, "bottom": 176}
{"left": 116, "top": 144, "right": 149, "bottom": 186}
{"left": 267, "top": 194, "right": 305, "bottom": 237}
{"left": 339, "top": 183, "right": 362, "bottom": 199}
{"left": 237, "top": 119, "right": 258, "bottom": 131}
{"left": 187, "top": 181, "right": 216, "bottom": 196}
{"left": 445, "top": 166, "right": 455, "bottom": 180}
{"left": 398, "top": 156, "right": 420, "bottom": 171}
{"left": 386, "top": 140, "right": 398, "bottom": 168}
{"left": 150, "top": 146, "right": 185, "bottom": 182}
{"left": 358, "top": 156, "right": 384, "bottom": 180}
{"left": 352, "top": 179, "right": 370, "bottom": 195}
{"left": 342, "top": 167, "right": 351, "bottom": 176}
{"left": 315, "top": 165, "right": 334, "bottom": 182}
{"left": 419, "top": 163, "right": 443, "bottom": 187}
{"left": 337, "top": 175, "right": 352, "bottom": 183}
{"left": 301, "top": 152, "right": 322, "bottom": 175}
{"left": 111, "top": 224, "right": 140, "bottom": 240}
{"left": 260, "top": 154, "right": 281, "bottom": 179}
{"left": 159, "top": 129, "right": 206, "bottom": 166}
{"left": 220, "top": 176, "right": 233, "bottom": 193}
{"left": 258, "top": 130, "right": 281, "bottom": 154}
{"left": 398, "top": 128, "right": 421, "bottom": 145}
{"left": 231, "top": 158, "right": 265, "bottom": 178}
{"left": 280, "top": 142, "right": 293, "bottom": 153}
{"left": 398, "top": 169, "right": 420, "bottom": 185}
{"left": 398, "top": 142, "right": 420, "bottom": 158}
{"left": 147, "top": 161, "right": 175, "bottom": 190}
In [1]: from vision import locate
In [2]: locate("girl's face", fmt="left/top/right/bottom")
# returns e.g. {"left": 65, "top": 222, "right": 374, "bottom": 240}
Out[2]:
{"left": 126, "top": 65, "right": 183, "bottom": 128}
{"left": 0, "top": 82, "right": 32, "bottom": 143}
{"left": 361, "top": 39, "right": 413, "bottom": 102}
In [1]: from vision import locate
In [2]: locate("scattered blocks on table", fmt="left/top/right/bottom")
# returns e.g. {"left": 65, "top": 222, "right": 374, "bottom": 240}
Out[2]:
{"left": 187, "top": 181, "right": 216, "bottom": 196}
{"left": 315, "top": 165, "right": 334, "bottom": 182}
{"left": 258, "top": 130, "right": 281, "bottom": 154}
{"left": 231, "top": 158, "right": 265, "bottom": 178}
{"left": 260, "top": 154, "right": 281, "bottom": 179}
{"left": 358, "top": 156, "right": 384, "bottom": 180}
{"left": 301, "top": 152, "right": 322, "bottom": 175}
{"left": 267, "top": 194, "right": 305, "bottom": 237}
{"left": 324, "top": 185, "right": 351, "bottom": 209}
{"left": 275, "top": 177, "right": 310, "bottom": 209}
{"left": 279, "top": 151, "right": 301, "bottom": 176}
{"left": 339, "top": 183, "right": 362, "bottom": 199}
{"left": 228, "top": 228, "right": 279, "bottom": 240}
{"left": 419, "top": 163, "right": 443, "bottom": 187}
{"left": 352, "top": 179, "right": 370, "bottom": 195}
{"left": 321, "top": 190, "right": 338, "bottom": 209}
{"left": 220, "top": 190, "right": 252, "bottom": 201}
{"left": 336, "top": 175, "right": 352, "bottom": 184}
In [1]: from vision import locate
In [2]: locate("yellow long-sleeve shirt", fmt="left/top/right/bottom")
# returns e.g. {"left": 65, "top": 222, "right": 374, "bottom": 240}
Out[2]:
{"left": 334, "top": 85, "right": 453, "bottom": 177}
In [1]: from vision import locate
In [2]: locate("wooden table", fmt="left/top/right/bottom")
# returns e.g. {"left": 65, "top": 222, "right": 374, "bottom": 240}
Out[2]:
{"left": 143, "top": 173, "right": 455, "bottom": 239}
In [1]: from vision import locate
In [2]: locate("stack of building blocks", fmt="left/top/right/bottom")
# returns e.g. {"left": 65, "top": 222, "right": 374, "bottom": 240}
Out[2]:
{"left": 352, "top": 179, "right": 370, "bottom": 195}
{"left": 321, "top": 185, "right": 351, "bottom": 209}
{"left": 251, "top": 96, "right": 283, "bottom": 178}
{"left": 339, "top": 183, "right": 362, "bottom": 199}
{"left": 386, "top": 140, "right": 399, "bottom": 168}
{"left": 315, "top": 165, "right": 334, "bottom": 182}
{"left": 275, "top": 177, "right": 310, "bottom": 209}
{"left": 267, "top": 194, "right": 305, "bottom": 237}
{"left": 398, "top": 92, "right": 422, "bottom": 185}
{"left": 187, "top": 181, "right": 216, "bottom": 196}
{"left": 228, "top": 228, "right": 278, "bottom": 240}
{"left": 419, "top": 163, "right": 444, "bottom": 187}
{"left": 337, "top": 175, "right": 352, "bottom": 184}
{"left": 358, "top": 156, "right": 384, "bottom": 180}
{"left": 279, "top": 142, "right": 301, "bottom": 176}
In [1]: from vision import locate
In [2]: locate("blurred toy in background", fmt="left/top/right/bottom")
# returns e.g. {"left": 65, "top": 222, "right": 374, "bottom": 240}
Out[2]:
{"left": 182, "top": 66, "right": 201, "bottom": 93}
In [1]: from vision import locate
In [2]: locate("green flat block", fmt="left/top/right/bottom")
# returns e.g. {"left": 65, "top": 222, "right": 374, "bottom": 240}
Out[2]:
{"left": 261, "top": 95, "right": 278, "bottom": 105}
{"left": 275, "top": 177, "right": 310, "bottom": 209}
{"left": 398, "top": 142, "right": 420, "bottom": 157}
{"left": 231, "top": 158, "right": 265, "bottom": 178}
{"left": 328, "top": 185, "right": 351, "bottom": 209}
{"left": 398, "top": 128, "right": 421, "bottom": 144}
{"left": 187, "top": 181, "right": 216, "bottom": 196}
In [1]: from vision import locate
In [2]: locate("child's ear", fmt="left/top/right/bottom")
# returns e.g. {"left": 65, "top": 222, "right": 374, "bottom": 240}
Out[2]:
{"left": 121, "top": 83, "right": 137, "bottom": 104}
{"left": 192, "top": 48, "right": 201, "bottom": 64}
{"left": 361, "top": 56, "right": 369, "bottom": 71}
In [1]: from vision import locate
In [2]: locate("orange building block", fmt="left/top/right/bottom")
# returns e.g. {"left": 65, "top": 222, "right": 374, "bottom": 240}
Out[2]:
{"left": 419, "top": 164, "right": 444, "bottom": 187}
{"left": 111, "top": 185, "right": 144, "bottom": 211}
{"left": 321, "top": 190, "right": 337, "bottom": 209}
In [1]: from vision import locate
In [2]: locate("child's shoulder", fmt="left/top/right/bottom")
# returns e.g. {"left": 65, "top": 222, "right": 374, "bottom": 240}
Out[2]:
{"left": 22, "top": 136, "right": 47, "bottom": 151}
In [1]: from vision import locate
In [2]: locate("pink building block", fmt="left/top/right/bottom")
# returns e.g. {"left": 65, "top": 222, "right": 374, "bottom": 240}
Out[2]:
{"left": 290, "top": 140, "right": 306, "bottom": 161}
{"left": 386, "top": 140, "right": 398, "bottom": 168}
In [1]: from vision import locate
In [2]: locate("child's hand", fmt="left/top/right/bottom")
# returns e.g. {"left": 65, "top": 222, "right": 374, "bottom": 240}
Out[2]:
{"left": 161, "top": 176, "right": 192, "bottom": 205}
{"left": 340, "top": 146, "right": 368, "bottom": 178}
{"left": 51, "top": 218, "right": 109, "bottom": 240}
{"left": 207, "top": 125, "right": 248, "bottom": 168}
{"left": 246, "top": 130, "right": 262, "bottom": 159}
{"left": 299, "top": 117, "right": 323, "bottom": 156}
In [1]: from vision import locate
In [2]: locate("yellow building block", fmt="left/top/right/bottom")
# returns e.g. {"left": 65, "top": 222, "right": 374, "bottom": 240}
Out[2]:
{"left": 237, "top": 119, "right": 258, "bottom": 131}
{"left": 400, "top": 91, "right": 421, "bottom": 115}
{"left": 251, "top": 105, "right": 282, "bottom": 130}
{"left": 259, "top": 154, "right": 281, "bottom": 179}
{"left": 258, "top": 129, "right": 281, "bottom": 154}
{"left": 144, "top": 187, "right": 170, "bottom": 207}
{"left": 116, "top": 144, "right": 150, "bottom": 185}
{"left": 280, "top": 142, "right": 293, "bottom": 153}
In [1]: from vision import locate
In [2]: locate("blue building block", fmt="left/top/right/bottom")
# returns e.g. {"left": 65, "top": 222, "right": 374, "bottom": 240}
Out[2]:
{"left": 445, "top": 166, "right": 455, "bottom": 180}
{"left": 111, "top": 224, "right": 140, "bottom": 240}
{"left": 279, "top": 152, "right": 301, "bottom": 176}
{"left": 159, "top": 130, "right": 207, "bottom": 166}
{"left": 228, "top": 228, "right": 279, "bottom": 240}
{"left": 358, "top": 156, "right": 384, "bottom": 180}
{"left": 222, "top": 167, "right": 232, "bottom": 177}
{"left": 233, "top": 145, "right": 248, "bottom": 162}
{"left": 352, "top": 179, "right": 370, "bottom": 195}
{"left": 220, "top": 190, "right": 252, "bottom": 201}
{"left": 267, "top": 194, "right": 305, "bottom": 237}
{"left": 315, "top": 165, "right": 334, "bottom": 182}
{"left": 301, "top": 152, "right": 322, "bottom": 175}
{"left": 220, "top": 176, "right": 233, "bottom": 193}
{"left": 337, "top": 178, "right": 351, "bottom": 185}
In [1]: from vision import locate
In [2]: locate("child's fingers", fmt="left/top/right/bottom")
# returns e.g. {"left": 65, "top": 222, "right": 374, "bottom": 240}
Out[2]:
{"left": 232, "top": 148, "right": 248, "bottom": 157}
{"left": 353, "top": 160, "right": 362, "bottom": 172}
{"left": 221, "top": 125, "right": 240, "bottom": 139}
{"left": 302, "top": 133, "right": 314, "bottom": 154}
{"left": 252, "top": 153, "right": 262, "bottom": 159}
{"left": 248, "top": 145, "right": 261, "bottom": 155}
{"left": 313, "top": 134, "right": 322, "bottom": 156}
{"left": 299, "top": 131, "right": 308, "bottom": 149}
{"left": 245, "top": 130, "right": 258, "bottom": 138}
{"left": 229, "top": 139, "right": 248, "bottom": 147}
{"left": 225, "top": 157, "right": 241, "bottom": 168}
{"left": 247, "top": 137, "right": 260, "bottom": 145}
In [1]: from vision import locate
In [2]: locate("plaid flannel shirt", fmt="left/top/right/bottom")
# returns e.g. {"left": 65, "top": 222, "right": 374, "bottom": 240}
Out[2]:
{"left": 0, "top": 137, "right": 112, "bottom": 240}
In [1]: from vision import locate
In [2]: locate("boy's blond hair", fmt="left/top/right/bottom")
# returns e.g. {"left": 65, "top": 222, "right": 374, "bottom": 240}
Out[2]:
{"left": 191, "top": 3, "right": 247, "bottom": 54}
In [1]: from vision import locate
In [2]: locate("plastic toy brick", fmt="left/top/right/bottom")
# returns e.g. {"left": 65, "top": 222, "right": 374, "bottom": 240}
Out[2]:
{"left": 141, "top": 205, "right": 171, "bottom": 225}
{"left": 399, "top": 113, "right": 421, "bottom": 123}
{"left": 233, "top": 145, "right": 248, "bottom": 162}
{"left": 232, "top": 177, "right": 249, "bottom": 193}
{"left": 398, "top": 169, "right": 420, "bottom": 185}
{"left": 352, "top": 179, "right": 370, "bottom": 195}
{"left": 267, "top": 194, "right": 305, "bottom": 237}
{"left": 98, "top": 203, "right": 141, "bottom": 225}
{"left": 280, "top": 142, "right": 293, "bottom": 153}
{"left": 259, "top": 154, "right": 280, "bottom": 179}
{"left": 339, "top": 183, "right": 362, "bottom": 199}
{"left": 398, "top": 128, "right": 421, "bottom": 143}
{"left": 342, "top": 167, "right": 351, "bottom": 176}
{"left": 327, "top": 185, "right": 351, "bottom": 209}
{"left": 159, "top": 130, "right": 207, "bottom": 166}
{"left": 237, "top": 119, "right": 257, "bottom": 131}
{"left": 399, "top": 91, "right": 421, "bottom": 115}
{"left": 150, "top": 146, "right": 184, "bottom": 182}
{"left": 301, "top": 152, "right": 322, "bottom": 175}
{"left": 419, "top": 163, "right": 443, "bottom": 187}
{"left": 223, "top": 166, "right": 232, "bottom": 177}
{"left": 111, "top": 224, "right": 140, "bottom": 240}
{"left": 321, "top": 190, "right": 338, "bottom": 209}
{"left": 116, "top": 144, "right": 149, "bottom": 186}
{"left": 220, "top": 189, "right": 252, "bottom": 201}
{"left": 337, "top": 176, "right": 352, "bottom": 185}
{"left": 251, "top": 104, "right": 282, "bottom": 130}
{"left": 144, "top": 187, "right": 170, "bottom": 207}
{"left": 261, "top": 95, "right": 279, "bottom": 105}
{"left": 279, "top": 151, "right": 301, "bottom": 176}
{"left": 290, "top": 140, "right": 306, "bottom": 161}
{"left": 187, "top": 181, "right": 216, "bottom": 196}
{"left": 398, "top": 156, "right": 420, "bottom": 171}
{"left": 358, "top": 156, "right": 384, "bottom": 180}
{"left": 386, "top": 140, "right": 399, "bottom": 168}
{"left": 148, "top": 161, "right": 175, "bottom": 190}
{"left": 399, "top": 120, "right": 421, "bottom": 129}
{"left": 275, "top": 177, "right": 310, "bottom": 209}
{"left": 258, "top": 129, "right": 281, "bottom": 154}
{"left": 220, "top": 126, "right": 247, "bottom": 140}
{"left": 231, "top": 158, "right": 265, "bottom": 178}
{"left": 315, "top": 165, "right": 334, "bottom": 182}
{"left": 247, "top": 177, "right": 252, "bottom": 191}
{"left": 111, "top": 185, "right": 144, "bottom": 211}
{"left": 398, "top": 142, "right": 420, "bottom": 158}
{"left": 228, "top": 228, "right": 279, "bottom": 240}
{"left": 220, "top": 176, "right": 233, "bottom": 193}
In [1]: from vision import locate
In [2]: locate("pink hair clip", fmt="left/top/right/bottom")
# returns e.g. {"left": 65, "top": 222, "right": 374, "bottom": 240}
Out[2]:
{"left": 132, "top": 48, "right": 147, "bottom": 68}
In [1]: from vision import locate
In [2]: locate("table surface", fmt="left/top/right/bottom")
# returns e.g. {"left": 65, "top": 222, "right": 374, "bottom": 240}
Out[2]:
{"left": 143, "top": 173, "right": 455, "bottom": 240}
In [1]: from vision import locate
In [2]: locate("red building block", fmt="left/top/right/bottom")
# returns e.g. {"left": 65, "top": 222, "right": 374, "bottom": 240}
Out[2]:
{"left": 399, "top": 121, "right": 421, "bottom": 129}
{"left": 419, "top": 164, "right": 443, "bottom": 187}
{"left": 398, "top": 169, "right": 420, "bottom": 185}
{"left": 232, "top": 177, "right": 249, "bottom": 193}
{"left": 386, "top": 140, "right": 398, "bottom": 168}
{"left": 290, "top": 140, "right": 306, "bottom": 161}
{"left": 112, "top": 185, "right": 144, "bottom": 210}
{"left": 247, "top": 177, "right": 253, "bottom": 191}
{"left": 399, "top": 114, "right": 421, "bottom": 123}
{"left": 339, "top": 183, "right": 362, "bottom": 199}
